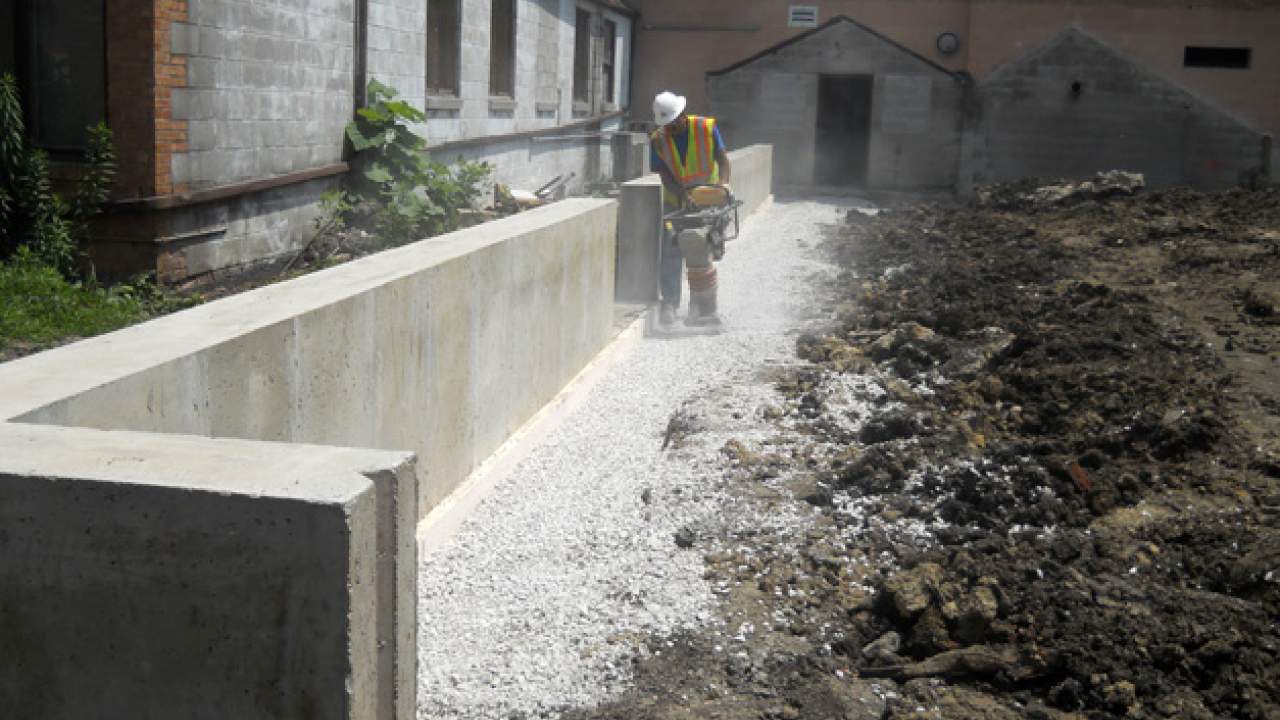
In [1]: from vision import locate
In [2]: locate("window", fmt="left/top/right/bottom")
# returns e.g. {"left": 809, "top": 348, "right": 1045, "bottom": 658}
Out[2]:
{"left": 1, "top": 0, "right": 106, "bottom": 152}
{"left": 1183, "top": 46, "right": 1251, "bottom": 69}
{"left": 426, "top": 0, "right": 461, "bottom": 95}
{"left": 602, "top": 19, "right": 617, "bottom": 105}
{"left": 788, "top": 5, "right": 819, "bottom": 28}
{"left": 573, "top": 8, "right": 591, "bottom": 103}
{"left": 490, "top": 0, "right": 516, "bottom": 98}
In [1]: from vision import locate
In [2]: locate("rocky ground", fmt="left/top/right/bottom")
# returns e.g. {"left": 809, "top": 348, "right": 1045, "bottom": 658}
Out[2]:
{"left": 570, "top": 177, "right": 1280, "bottom": 720}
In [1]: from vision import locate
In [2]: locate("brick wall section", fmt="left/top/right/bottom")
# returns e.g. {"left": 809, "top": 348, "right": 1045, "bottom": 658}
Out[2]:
{"left": 154, "top": 0, "right": 189, "bottom": 195}
{"left": 169, "top": 0, "right": 353, "bottom": 190}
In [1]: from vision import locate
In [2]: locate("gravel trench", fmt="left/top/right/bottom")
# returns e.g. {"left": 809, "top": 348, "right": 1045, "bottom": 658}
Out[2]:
{"left": 417, "top": 198, "right": 851, "bottom": 719}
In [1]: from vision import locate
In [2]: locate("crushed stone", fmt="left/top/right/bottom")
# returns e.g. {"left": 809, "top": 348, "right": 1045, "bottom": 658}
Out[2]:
{"left": 416, "top": 199, "right": 858, "bottom": 719}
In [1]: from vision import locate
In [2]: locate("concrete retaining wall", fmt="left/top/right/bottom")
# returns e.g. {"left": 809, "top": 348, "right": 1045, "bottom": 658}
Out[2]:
{"left": 0, "top": 198, "right": 618, "bottom": 717}
{"left": 615, "top": 144, "right": 772, "bottom": 304}
{"left": 0, "top": 424, "right": 416, "bottom": 720}
{"left": 3, "top": 198, "right": 617, "bottom": 515}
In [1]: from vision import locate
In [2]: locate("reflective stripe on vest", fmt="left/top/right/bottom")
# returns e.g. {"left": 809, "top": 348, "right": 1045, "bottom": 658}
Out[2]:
{"left": 652, "top": 116, "right": 720, "bottom": 190}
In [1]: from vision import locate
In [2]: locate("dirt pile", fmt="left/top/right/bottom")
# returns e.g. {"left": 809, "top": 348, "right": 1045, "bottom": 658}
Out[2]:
{"left": 572, "top": 183, "right": 1280, "bottom": 720}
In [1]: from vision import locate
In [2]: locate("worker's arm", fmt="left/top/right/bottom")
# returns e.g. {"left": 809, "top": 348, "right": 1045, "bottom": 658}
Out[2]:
{"left": 656, "top": 163, "right": 688, "bottom": 206}
{"left": 714, "top": 145, "right": 732, "bottom": 184}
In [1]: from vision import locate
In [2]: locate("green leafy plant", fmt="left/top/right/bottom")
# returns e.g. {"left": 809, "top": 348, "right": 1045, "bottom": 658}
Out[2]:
{"left": 0, "top": 73, "right": 116, "bottom": 276}
{"left": 0, "top": 247, "right": 148, "bottom": 347}
{"left": 343, "top": 79, "right": 490, "bottom": 243}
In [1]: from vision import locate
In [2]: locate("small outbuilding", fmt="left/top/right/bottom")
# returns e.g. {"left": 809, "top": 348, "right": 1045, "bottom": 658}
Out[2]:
{"left": 707, "top": 16, "right": 967, "bottom": 193}
{"left": 964, "top": 27, "right": 1268, "bottom": 192}
{"left": 707, "top": 18, "right": 1270, "bottom": 195}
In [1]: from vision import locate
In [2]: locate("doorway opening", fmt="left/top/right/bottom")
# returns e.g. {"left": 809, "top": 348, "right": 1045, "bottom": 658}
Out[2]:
{"left": 814, "top": 74, "right": 873, "bottom": 186}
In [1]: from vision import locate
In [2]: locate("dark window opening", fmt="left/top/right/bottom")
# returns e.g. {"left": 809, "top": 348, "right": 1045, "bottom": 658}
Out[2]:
{"left": 427, "top": 0, "right": 461, "bottom": 95}
{"left": 1, "top": 0, "right": 106, "bottom": 153}
{"left": 1184, "top": 46, "right": 1251, "bottom": 69}
{"left": 602, "top": 19, "right": 617, "bottom": 105}
{"left": 573, "top": 8, "right": 591, "bottom": 103}
{"left": 815, "top": 74, "right": 873, "bottom": 187}
{"left": 489, "top": 0, "right": 516, "bottom": 98}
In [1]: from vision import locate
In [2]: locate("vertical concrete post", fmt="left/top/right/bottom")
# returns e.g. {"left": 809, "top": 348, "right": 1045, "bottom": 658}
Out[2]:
{"left": 616, "top": 176, "right": 663, "bottom": 303}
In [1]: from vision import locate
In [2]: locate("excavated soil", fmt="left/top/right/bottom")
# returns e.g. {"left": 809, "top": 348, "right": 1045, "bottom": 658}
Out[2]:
{"left": 570, "top": 182, "right": 1280, "bottom": 720}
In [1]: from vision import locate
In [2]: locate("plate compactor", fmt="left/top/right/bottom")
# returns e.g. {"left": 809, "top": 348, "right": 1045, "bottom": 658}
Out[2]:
{"left": 645, "top": 184, "right": 742, "bottom": 339}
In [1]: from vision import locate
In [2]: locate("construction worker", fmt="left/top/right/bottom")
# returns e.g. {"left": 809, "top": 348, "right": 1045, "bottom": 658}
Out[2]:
{"left": 651, "top": 91, "right": 733, "bottom": 326}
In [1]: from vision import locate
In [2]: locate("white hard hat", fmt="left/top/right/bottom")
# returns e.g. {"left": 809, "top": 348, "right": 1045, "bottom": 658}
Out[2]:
{"left": 653, "top": 91, "right": 687, "bottom": 126}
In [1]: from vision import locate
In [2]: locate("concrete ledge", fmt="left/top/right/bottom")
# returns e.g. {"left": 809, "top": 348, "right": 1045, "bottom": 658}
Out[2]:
{"left": 0, "top": 197, "right": 621, "bottom": 717}
{"left": 0, "top": 424, "right": 416, "bottom": 719}
{"left": 729, "top": 144, "right": 774, "bottom": 216}
{"left": 615, "top": 144, "right": 774, "bottom": 303}
{"left": 1, "top": 198, "right": 618, "bottom": 516}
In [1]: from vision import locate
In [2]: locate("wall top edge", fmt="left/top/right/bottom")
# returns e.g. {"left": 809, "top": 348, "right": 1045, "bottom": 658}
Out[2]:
{"left": 0, "top": 422, "right": 414, "bottom": 504}
{"left": 0, "top": 198, "right": 618, "bottom": 421}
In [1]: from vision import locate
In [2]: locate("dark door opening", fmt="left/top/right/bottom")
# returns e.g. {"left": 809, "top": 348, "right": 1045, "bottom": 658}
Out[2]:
{"left": 814, "top": 74, "right": 873, "bottom": 186}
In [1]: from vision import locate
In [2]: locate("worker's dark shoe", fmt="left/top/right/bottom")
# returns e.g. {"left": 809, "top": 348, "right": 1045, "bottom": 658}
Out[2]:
{"left": 659, "top": 303, "right": 677, "bottom": 326}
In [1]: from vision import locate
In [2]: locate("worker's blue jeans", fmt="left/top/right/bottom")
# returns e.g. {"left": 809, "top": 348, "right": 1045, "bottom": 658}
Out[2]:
{"left": 659, "top": 227, "right": 683, "bottom": 308}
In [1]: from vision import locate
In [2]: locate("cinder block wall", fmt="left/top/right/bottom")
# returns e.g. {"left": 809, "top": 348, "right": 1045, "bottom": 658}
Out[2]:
{"left": 966, "top": 28, "right": 1268, "bottom": 191}
{"left": 708, "top": 19, "right": 963, "bottom": 192}
{"left": 170, "top": 0, "right": 353, "bottom": 189}
{"left": 416, "top": 0, "right": 634, "bottom": 196}
{"left": 367, "top": 0, "right": 428, "bottom": 112}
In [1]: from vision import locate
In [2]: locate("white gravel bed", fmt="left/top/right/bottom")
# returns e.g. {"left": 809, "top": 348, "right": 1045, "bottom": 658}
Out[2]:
{"left": 417, "top": 199, "right": 856, "bottom": 719}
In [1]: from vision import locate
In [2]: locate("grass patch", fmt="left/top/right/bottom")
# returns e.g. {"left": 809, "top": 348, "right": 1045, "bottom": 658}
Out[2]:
{"left": 0, "top": 256, "right": 199, "bottom": 360}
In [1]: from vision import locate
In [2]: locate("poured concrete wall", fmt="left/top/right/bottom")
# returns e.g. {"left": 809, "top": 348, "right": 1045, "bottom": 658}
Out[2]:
{"left": 0, "top": 424, "right": 416, "bottom": 720}
{"left": 963, "top": 27, "right": 1269, "bottom": 191}
{"left": 0, "top": 197, "right": 619, "bottom": 717}
{"left": 615, "top": 145, "right": 772, "bottom": 304}
{"left": 3, "top": 198, "right": 617, "bottom": 516}
{"left": 707, "top": 19, "right": 964, "bottom": 191}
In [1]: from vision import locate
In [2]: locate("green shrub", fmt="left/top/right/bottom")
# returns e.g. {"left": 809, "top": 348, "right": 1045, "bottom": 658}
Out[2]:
{"left": 0, "top": 248, "right": 148, "bottom": 346}
{"left": 0, "top": 73, "right": 116, "bottom": 276}
{"left": 344, "top": 79, "right": 490, "bottom": 242}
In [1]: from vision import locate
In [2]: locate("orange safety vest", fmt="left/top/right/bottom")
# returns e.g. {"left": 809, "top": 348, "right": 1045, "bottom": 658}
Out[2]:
{"left": 651, "top": 115, "right": 720, "bottom": 205}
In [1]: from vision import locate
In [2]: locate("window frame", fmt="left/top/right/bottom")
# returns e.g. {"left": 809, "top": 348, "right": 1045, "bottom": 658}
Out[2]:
{"left": 572, "top": 7, "right": 592, "bottom": 105}
{"left": 1183, "top": 46, "right": 1251, "bottom": 70}
{"left": 2, "top": 0, "right": 108, "bottom": 156}
{"left": 489, "top": 0, "right": 517, "bottom": 99}
{"left": 426, "top": 0, "right": 462, "bottom": 97}
{"left": 601, "top": 17, "right": 617, "bottom": 106}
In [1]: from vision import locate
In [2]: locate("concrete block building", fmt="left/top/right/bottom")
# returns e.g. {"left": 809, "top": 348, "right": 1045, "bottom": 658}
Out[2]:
{"left": 0, "top": 0, "right": 636, "bottom": 282}
{"left": 628, "top": 0, "right": 1278, "bottom": 193}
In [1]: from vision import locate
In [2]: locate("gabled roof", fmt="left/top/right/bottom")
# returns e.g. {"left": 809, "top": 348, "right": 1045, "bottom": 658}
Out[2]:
{"left": 980, "top": 25, "right": 1260, "bottom": 132}
{"left": 707, "top": 15, "right": 960, "bottom": 80}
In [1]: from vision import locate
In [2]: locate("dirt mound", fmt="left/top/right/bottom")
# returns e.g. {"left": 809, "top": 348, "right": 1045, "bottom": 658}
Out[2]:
{"left": 572, "top": 183, "right": 1280, "bottom": 720}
